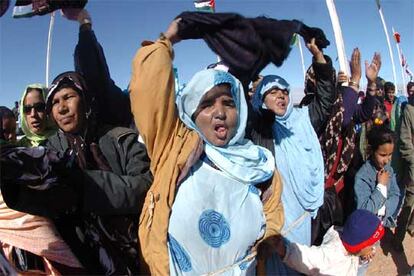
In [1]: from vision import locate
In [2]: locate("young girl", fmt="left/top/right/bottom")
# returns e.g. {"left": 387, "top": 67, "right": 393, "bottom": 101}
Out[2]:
{"left": 354, "top": 126, "right": 401, "bottom": 228}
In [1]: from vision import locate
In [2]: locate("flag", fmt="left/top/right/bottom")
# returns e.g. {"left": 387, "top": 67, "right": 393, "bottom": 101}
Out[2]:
{"left": 402, "top": 54, "right": 414, "bottom": 80}
{"left": 13, "top": 0, "right": 87, "bottom": 18}
{"left": 194, "top": 0, "right": 215, "bottom": 13}
{"left": 376, "top": 0, "right": 381, "bottom": 9}
{"left": 406, "top": 66, "right": 413, "bottom": 81}
{"left": 393, "top": 32, "right": 401, "bottom": 43}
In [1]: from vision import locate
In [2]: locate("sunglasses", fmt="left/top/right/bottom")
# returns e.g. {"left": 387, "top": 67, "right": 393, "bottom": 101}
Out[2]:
{"left": 23, "top": 102, "right": 46, "bottom": 114}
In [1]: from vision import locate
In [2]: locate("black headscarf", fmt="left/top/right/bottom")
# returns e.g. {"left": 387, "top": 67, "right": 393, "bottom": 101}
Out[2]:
{"left": 46, "top": 71, "right": 110, "bottom": 171}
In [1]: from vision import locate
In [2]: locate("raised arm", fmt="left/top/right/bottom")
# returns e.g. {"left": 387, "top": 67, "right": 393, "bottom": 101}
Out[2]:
{"left": 65, "top": 9, "right": 132, "bottom": 127}
{"left": 129, "top": 19, "right": 183, "bottom": 166}
{"left": 343, "top": 50, "right": 379, "bottom": 126}
{"left": 306, "top": 38, "right": 336, "bottom": 134}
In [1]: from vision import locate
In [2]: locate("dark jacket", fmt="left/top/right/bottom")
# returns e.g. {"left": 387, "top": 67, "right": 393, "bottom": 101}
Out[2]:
{"left": 45, "top": 126, "right": 152, "bottom": 275}
{"left": 75, "top": 24, "right": 132, "bottom": 128}
{"left": 1, "top": 125, "right": 152, "bottom": 275}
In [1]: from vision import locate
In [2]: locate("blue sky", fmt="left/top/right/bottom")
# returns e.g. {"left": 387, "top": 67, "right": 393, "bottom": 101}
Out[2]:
{"left": 1, "top": 0, "right": 413, "bottom": 108}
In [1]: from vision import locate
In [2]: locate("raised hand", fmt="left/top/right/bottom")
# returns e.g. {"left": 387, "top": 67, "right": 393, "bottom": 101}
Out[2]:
{"left": 365, "top": 52, "right": 381, "bottom": 84}
{"left": 337, "top": 71, "right": 349, "bottom": 85}
{"left": 306, "top": 38, "right": 326, "bottom": 64}
{"left": 350, "top": 48, "right": 361, "bottom": 84}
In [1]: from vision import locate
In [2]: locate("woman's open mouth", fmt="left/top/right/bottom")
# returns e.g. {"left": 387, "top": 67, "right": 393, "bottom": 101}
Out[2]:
{"left": 214, "top": 123, "right": 228, "bottom": 139}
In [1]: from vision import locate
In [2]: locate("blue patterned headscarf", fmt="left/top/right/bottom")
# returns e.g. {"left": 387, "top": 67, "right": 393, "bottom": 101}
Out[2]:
{"left": 176, "top": 69, "right": 275, "bottom": 184}
{"left": 251, "top": 75, "right": 290, "bottom": 114}
{"left": 253, "top": 75, "right": 324, "bottom": 217}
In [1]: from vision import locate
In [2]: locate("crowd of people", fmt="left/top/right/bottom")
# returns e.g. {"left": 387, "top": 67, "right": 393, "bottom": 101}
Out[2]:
{"left": 0, "top": 8, "right": 413, "bottom": 276}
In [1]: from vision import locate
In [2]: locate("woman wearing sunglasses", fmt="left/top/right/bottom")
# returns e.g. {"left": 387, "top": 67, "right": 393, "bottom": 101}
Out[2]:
{"left": 18, "top": 84, "right": 56, "bottom": 147}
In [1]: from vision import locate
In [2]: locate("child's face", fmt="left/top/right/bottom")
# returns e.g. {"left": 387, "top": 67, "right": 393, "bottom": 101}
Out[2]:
{"left": 2, "top": 117, "right": 17, "bottom": 143}
{"left": 373, "top": 143, "right": 394, "bottom": 170}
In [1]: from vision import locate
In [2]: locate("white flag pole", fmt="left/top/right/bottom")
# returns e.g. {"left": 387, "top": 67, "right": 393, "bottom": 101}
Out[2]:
{"left": 325, "top": 0, "right": 349, "bottom": 76}
{"left": 392, "top": 27, "right": 407, "bottom": 96}
{"left": 376, "top": 2, "right": 398, "bottom": 86}
{"left": 298, "top": 37, "right": 306, "bottom": 81}
{"left": 46, "top": 11, "right": 56, "bottom": 86}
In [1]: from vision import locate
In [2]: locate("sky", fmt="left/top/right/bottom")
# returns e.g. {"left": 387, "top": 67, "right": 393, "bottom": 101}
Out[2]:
{"left": 1, "top": 0, "right": 413, "bottom": 108}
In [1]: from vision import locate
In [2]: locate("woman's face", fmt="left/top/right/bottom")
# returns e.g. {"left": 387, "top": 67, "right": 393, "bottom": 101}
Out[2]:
{"left": 51, "top": 87, "right": 85, "bottom": 134}
{"left": 263, "top": 88, "right": 290, "bottom": 116}
{"left": 372, "top": 143, "right": 394, "bottom": 170}
{"left": 194, "top": 84, "right": 238, "bottom": 147}
{"left": 23, "top": 89, "right": 47, "bottom": 135}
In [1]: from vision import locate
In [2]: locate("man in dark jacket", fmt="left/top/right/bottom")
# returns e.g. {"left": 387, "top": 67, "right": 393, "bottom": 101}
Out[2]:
{"left": 43, "top": 71, "right": 151, "bottom": 274}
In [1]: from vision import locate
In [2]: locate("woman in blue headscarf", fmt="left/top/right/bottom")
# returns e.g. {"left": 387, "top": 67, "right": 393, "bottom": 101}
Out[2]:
{"left": 248, "top": 38, "right": 336, "bottom": 275}
{"left": 130, "top": 19, "right": 284, "bottom": 275}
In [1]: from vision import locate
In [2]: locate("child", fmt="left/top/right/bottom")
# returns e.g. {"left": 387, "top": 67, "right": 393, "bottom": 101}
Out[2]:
{"left": 0, "top": 106, "right": 17, "bottom": 144}
{"left": 354, "top": 126, "right": 401, "bottom": 228}
{"left": 273, "top": 209, "right": 385, "bottom": 276}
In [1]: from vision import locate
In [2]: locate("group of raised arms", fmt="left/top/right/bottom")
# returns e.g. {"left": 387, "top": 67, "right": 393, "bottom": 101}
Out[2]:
{"left": 1, "top": 7, "right": 413, "bottom": 276}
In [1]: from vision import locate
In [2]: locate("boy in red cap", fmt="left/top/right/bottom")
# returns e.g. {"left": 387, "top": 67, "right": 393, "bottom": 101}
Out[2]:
{"left": 273, "top": 209, "right": 384, "bottom": 276}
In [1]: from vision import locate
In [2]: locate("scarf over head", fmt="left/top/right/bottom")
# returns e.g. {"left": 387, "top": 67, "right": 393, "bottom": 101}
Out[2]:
{"left": 253, "top": 75, "right": 324, "bottom": 216}
{"left": 46, "top": 71, "right": 91, "bottom": 117}
{"left": 19, "top": 84, "right": 56, "bottom": 147}
{"left": 176, "top": 69, "right": 275, "bottom": 184}
{"left": 46, "top": 71, "right": 109, "bottom": 171}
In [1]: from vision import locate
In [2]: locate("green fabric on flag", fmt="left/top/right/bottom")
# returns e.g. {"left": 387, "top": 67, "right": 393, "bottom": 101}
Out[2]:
{"left": 290, "top": 33, "right": 299, "bottom": 46}
{"left": 194, "top": 0, "right": 215, "bottom": 13}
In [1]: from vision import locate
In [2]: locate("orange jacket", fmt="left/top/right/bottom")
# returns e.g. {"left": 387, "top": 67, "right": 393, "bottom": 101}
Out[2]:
{"left": 130, "top": 37, "right": 284, "bottom": 275}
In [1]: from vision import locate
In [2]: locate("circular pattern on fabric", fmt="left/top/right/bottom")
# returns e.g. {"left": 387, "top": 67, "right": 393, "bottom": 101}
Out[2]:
{"left": 168, "top": 234, "right": 192, "bottom": 272}
{"left": 198, "top": 209, "right": 231, "bottom": 248}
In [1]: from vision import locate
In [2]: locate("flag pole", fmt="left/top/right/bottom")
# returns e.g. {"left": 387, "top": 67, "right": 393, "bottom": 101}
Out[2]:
{"left": 298, "top": 36, "right": 306, "bottom": 81}
{"left": 376, "top": 1, "right": 397, "bottom": 86}
{"left": 392, "top": 27, "right": 407, "bottom": 95}
{"left": 325, "top": 0, "right": 349, "bottom": 76}
{"left": 46, "top": 11, "right": 56, "bottom": 86}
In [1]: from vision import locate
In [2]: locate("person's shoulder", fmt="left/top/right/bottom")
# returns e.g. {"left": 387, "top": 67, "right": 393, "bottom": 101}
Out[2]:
{"left": 404, "top": 103, "right": 414, "bottom": 113}
{"left": 45, "top": 131, "right": 66, "bottom": 151}
{"left": 322, "top": 226, "right": 342, "bottom": 245}
{"left": 101, "top": 125, "right": 138, "bottom": 142}
{"left": 356, "top": 160, "right": 374, "bottom": 177}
